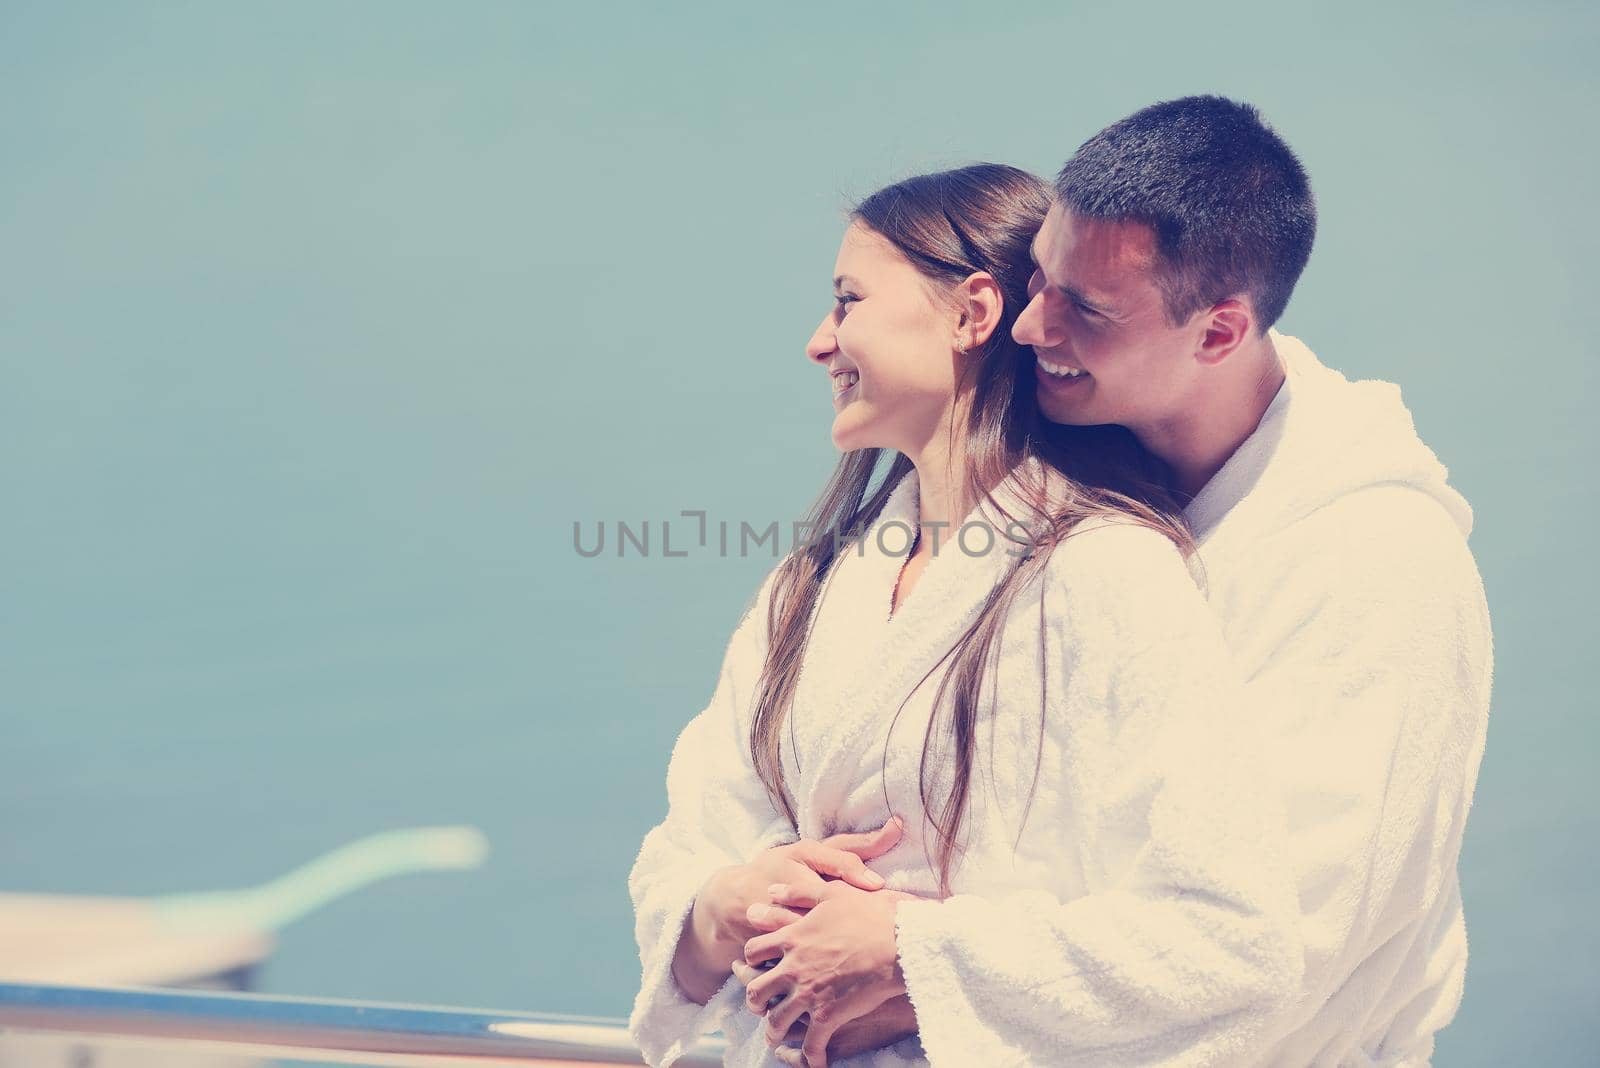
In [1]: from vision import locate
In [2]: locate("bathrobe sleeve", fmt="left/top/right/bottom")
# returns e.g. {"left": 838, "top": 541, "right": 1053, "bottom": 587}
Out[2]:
{"left": 627, "top": 567, "right": 801, "bottom": 1068}
{"left": 892, "top": 521, "right": 1305, "bottom": 1067}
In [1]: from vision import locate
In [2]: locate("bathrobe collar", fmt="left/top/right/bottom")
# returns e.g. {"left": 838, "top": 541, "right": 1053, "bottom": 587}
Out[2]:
{"left": 790, "top": 457, "right": 1044, "bottom": 837}
{"left": 1186, "top": 329, "right": 1474, "bottom": 550}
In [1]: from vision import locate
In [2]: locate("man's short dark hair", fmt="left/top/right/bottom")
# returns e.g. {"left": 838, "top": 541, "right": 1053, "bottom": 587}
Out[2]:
{"left": 1055, "top": 95, "right": 1315, "bottom": 332}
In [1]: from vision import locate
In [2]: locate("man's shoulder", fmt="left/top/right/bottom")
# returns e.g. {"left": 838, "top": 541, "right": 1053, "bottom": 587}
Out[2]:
{"left": 1205, "top": 482, "right": 1490, "bottom": 684}
{"left": 1297, "top": 483, "right": 1474, "bottom": 570}
{"left": 1203, "top": 481, "right": 1484, "bottom": 619}
{"left": 1240, "top": 482, "right": 1486, "bottom": 629}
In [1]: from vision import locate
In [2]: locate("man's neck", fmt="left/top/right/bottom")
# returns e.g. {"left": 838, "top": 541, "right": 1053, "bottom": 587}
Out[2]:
{"left": 1141, "top": 336, "right": 1286, "bottom": 501}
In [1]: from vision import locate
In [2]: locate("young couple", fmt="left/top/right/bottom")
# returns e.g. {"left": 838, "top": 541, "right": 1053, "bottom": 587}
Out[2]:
{"left": 629, "top": 96, "right": 1492, "bottom": 1068}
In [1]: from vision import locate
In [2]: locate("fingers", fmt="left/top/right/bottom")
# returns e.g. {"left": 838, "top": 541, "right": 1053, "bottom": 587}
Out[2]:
{"left": 772, "top": 1010, "right": 840, "bottom": 1068}
{"left": 766, "top": 882, "right": 823, "bottom": 910}
{"left": 821, "top": 815, "right": 905, "bottom": 861}
{"left": 731, "top": 957, "right": 779, "bottom": 989}
{"left": 730, "top": 958, "right": 759, "bottom": 988}
{"left": 793, "top": 840, "right": 887, "bottom": 892}
{"left": 744, "top": 929, "right": 785, "bottom": 968}
{"left": 744, "top": 962, "right": 786, "bottom": 1016}
{"left": 737, "top": 960, "right": 808, "bottom": 1052}
{"left": 745, "top": 900, "right": 805, "bottom": 931}
{"left": 801, "top": 1021, "right": 834, "bottom": 1068}
{"left": 766, "top": 995, "right": 811, "bottom": 1049}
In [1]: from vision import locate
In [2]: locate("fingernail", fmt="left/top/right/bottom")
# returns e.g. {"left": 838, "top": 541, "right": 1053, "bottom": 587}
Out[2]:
{"left": 864, "top": 871, "right": 885, "bottom": 887}
{"left": 767, "top": 883, "right": 787, "bottom": 897}
{"left": 747, "top": 903, "right": 766, "bottom": 921}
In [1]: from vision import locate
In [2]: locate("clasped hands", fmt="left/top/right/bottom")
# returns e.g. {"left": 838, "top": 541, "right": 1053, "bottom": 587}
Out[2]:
{"left": 706, "top": 815, "right": 928, "bottom": 1067}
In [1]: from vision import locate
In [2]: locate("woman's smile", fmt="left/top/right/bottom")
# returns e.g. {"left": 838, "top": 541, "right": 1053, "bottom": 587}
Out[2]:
{"left": 831, "top": 367, "right": 860, "bottom": 406}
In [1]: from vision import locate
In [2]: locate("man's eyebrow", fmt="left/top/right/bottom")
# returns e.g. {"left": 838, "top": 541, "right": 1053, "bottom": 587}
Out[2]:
{"left": 1061, "top": 284, "right": 1116, "bottom": 315}
{"left": 1027, "top": 242, "right": 1116, "bottom": 315}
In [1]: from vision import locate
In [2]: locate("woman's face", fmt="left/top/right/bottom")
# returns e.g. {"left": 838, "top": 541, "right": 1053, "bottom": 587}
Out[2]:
{"left": 805, "top": 222, "right": 962, "bottom": 455}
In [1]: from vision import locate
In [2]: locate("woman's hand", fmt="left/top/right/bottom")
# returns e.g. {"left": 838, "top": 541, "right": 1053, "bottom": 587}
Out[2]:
{"left": 700, "top": 817, "right": 905, "bottom": 947}
{"left": 740, "top": 879, "right": 925, "bottom": 1068}
{"left": 675, "top": 817, "right": 906, "bottom": 1002}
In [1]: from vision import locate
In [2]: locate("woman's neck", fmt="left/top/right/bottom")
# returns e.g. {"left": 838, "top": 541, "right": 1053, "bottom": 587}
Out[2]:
{"left": 904, "top": 434, "right": 979, "bottom": 548}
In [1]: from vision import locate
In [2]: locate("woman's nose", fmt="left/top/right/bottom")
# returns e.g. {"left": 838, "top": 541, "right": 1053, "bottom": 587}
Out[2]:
{"left": 805, "top": 314, "right": 837, "bottom": 364}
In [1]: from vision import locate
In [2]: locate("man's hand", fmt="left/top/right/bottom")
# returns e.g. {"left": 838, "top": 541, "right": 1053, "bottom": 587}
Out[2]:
{"left": 811, "top": 993, "right": 918, "bottom": 1063}
{"left": 732, "top": 959, "right": 920, "bottom": 1066}
{"left": 736, "top": 879, "right": 929, "bottom": 1066}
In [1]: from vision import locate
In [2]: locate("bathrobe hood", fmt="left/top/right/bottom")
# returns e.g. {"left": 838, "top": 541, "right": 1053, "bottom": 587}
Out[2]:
{"left": 1185, "top": 330, "right": 1474, "bottom": 548}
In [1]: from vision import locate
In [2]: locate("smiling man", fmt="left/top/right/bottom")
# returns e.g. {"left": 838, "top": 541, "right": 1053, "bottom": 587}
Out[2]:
{"left": 1005, "top": 96, "right": 1494, "bottom": 1064}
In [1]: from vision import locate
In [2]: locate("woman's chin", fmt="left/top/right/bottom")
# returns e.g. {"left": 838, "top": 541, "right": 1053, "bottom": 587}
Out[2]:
{"left": 830, "top": 416, "right": 879, "bottom": 453}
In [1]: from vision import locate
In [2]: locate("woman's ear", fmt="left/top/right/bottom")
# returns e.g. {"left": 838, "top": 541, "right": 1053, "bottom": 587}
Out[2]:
{"left": 954, "top": 271, "right": 1005, "bottom": 351}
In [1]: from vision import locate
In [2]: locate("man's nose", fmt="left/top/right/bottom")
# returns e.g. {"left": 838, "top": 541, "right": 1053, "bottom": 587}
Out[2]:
{"left": 1012, "top": 292, "right": 1056, "bottom": 348}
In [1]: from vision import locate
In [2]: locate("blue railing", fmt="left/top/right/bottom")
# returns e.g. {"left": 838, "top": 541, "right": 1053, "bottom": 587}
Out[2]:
{"left": 0, "top": 982, "right": 726, "bottom": 1066}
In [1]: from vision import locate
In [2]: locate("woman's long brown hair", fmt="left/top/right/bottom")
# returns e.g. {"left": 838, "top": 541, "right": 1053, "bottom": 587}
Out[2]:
{"left": 749, "top": 164, "right": 1194, "bottom": 897}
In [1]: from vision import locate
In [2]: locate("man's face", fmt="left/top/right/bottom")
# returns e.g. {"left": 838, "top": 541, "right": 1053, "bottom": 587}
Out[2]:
{"left": 1013, "top": 205, "right": 1202, "bottom": 435}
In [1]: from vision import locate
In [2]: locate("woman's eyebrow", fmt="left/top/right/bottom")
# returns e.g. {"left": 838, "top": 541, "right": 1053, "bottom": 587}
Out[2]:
{"left": 832, "top": 274, "right": 864, "bottom": 291}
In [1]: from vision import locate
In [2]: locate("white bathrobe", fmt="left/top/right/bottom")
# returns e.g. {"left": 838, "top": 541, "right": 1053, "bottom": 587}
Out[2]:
{"left": 628, "top": 459, "right": 1306, "bottom": 1067}
{"left": 1174, "top": 332, "right": 1493, "bottom": 1066}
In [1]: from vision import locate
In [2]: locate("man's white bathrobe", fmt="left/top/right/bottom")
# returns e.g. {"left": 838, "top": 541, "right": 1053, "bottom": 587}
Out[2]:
{"left": 628, "top": 332, "right": 1491, "bottom": 1067}
{"left": 629, "top": 463, "right": 1305, "bottom": 1067}
{"left": 1176, "top": 332, "right": 1492, "bottom": 1066}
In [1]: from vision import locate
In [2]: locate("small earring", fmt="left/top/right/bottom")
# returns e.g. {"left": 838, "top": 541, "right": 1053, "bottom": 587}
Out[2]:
{"left": 955, "top": 337, "right": 968, "bottom": 354}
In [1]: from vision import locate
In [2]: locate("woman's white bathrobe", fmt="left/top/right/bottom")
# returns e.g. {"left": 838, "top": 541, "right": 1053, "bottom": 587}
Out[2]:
{"left": 628, "top": 461, "right": 1305, "bottom": 1068}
